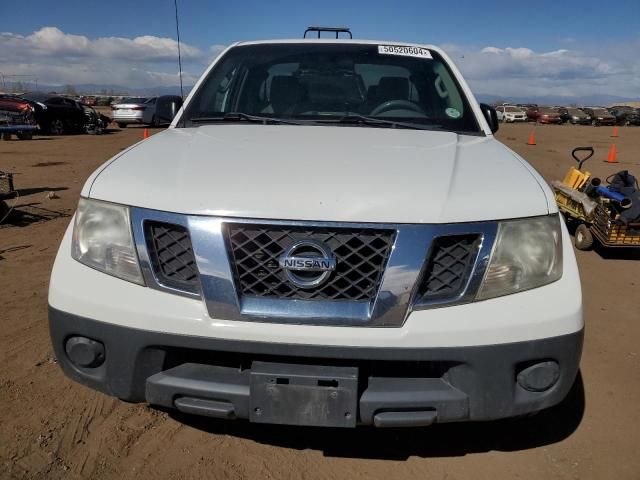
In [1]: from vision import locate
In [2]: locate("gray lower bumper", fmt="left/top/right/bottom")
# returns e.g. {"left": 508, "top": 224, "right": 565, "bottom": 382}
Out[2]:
{"left": 49, "top": 306, "right": 583, "bottom": 427}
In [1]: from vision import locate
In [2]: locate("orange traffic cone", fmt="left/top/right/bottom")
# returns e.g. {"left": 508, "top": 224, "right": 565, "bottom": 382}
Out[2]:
{"left": 605, "top": 143, "right": 618, "bottom": 163}
{"left": 527, "top": 131, "right": 536, "bottom": 145}
{"left": 611, "top": 126, "right": 618, "bottom": 138}
{"left": 143, "top": 128, "right": 149, "bottom": 139}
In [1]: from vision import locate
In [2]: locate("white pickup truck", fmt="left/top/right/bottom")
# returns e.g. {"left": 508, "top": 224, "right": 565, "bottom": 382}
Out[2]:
{"left": 49, "top": 35, "right": 583, "bottom": 428}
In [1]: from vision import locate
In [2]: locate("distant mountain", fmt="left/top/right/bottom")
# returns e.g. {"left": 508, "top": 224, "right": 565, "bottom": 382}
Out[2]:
{"left": 476, "top": 93, "right": 639, "bottom": 107}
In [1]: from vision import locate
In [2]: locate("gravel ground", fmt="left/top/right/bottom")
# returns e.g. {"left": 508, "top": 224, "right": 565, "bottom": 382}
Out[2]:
{"left": 1, "top": 122, "right": 639, "bottom": 479}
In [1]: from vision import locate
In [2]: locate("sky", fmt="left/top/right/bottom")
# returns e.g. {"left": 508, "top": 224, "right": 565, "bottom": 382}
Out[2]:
{"left": 1, "top": 0, "right": 639, "bottom": 98}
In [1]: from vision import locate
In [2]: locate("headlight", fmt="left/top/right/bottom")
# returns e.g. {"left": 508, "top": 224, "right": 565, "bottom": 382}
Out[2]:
{"left": 477, "top": 215, "right": 562, "bottom": 300}
{"left": 71, "top": 198, "right": 144, "bottom": 285}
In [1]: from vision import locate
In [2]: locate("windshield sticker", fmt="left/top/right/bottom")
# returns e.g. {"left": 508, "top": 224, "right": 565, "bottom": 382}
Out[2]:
{"left": 378, "top": 45, "right": 432, "bottom": 59}
{"left": 445, "top": 107, "right": 461, "bottom": 119}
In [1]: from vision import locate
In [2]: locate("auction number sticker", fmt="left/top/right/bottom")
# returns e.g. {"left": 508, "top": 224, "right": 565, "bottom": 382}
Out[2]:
{"left": 378, "top": 45, "right": 432, "bottom": 59}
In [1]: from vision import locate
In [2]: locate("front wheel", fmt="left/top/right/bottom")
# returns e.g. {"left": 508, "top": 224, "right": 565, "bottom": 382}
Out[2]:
{"left": 16, "top": 131, "right": 33, "bottom": 140}
{"left": 591, "top": 119, "right": 598, "bottom": 127}
{"left": 575, "top": 224, "right": 594, "bottom": 250}
{"left": 49, "top": 118, "right": 65, "bottom": 135}
{"left": 117, "top": 122, "right": 127, "bottom": 129}
{"left": 0, "top": 200, "right": 9, "bottom": 220}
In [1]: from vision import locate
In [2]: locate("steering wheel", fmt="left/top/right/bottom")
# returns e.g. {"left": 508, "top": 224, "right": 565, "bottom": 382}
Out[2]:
{"left": 370, "top": 99, "right": 425, "bottom": 117}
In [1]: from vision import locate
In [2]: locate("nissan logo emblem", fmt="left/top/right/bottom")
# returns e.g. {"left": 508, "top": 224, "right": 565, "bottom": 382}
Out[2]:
{"left": 278, "top": 240, "right": 336, "bottom": 288}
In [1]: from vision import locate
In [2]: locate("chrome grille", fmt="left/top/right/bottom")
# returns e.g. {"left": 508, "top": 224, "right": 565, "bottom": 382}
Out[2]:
{"left": 418, "top": 234, "right": 481, "bottom": 301}
{"left": 226, "top": 224, "right": 395, "bottom": 301}
{"left": 146, "top": 222, "right": 199, "bottom": 292}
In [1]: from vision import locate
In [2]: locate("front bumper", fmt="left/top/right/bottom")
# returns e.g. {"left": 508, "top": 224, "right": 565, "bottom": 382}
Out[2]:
{"left": 50, "top": 306, "right": 583, "bottom": 427}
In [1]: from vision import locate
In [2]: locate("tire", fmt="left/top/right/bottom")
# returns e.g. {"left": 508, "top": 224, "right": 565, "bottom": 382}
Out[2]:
{"left": 591, "top": 119, "right": 597, "bottom": 127}
{"left": 16, "top": 131, "right": 33, "bottom": 140}
{"left": 117, "top": 122, "right": 127, "bottom": 129}
{"left": 1, "top": 132, "right": 11, "bottom": 141}
{"left": 0, "top": 200, "right": 9, "bottom": 221}
{"left": 575, "top": 224, "right": 594, "bottom": 251}
{"left": 49, "top": 118, "right": 65, "bottom": 135}
{"left": 150, "top": 115, "right": 158, "bottom": 127}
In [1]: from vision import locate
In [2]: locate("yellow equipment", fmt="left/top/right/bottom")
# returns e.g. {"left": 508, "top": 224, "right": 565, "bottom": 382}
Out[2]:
{"left": 551, "top": 147, "right": 640, "bottom": 250}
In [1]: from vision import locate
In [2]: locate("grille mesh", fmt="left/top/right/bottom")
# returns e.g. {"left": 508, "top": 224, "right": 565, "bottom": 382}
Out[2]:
{"left": 147, "top": 222, "right": 199, "bottom": 292}
{"left": 226, "top": 224, "right": 395, "bottom": 301}
{"left": 418, "top": 234, "right": 480, "bottom": 301}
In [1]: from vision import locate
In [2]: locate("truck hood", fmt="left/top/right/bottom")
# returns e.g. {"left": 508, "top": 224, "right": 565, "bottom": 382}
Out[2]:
{"left": 88, "top": 125, "right": 550, "bottom": 224}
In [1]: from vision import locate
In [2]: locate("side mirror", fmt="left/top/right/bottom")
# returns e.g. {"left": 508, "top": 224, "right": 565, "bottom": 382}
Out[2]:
{"left": 479, "top": 103, "right": 499, "bottom": 133}
{"left": 169, "top": 101, "right": 178, "bottom": 119}
{"left": 155, "top": 97, "right": 182, "bottom": 123}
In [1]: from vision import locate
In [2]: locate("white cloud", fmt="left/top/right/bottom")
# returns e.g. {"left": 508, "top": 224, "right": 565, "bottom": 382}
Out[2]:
{"left": 0, "top": 27, "right": 202, "bottom": 62}
{"left": 0, "top": 27, "right": 223, "bottom": 89}
{"left": 442, "top": 42, "right": 639, "bottom": 98}
{"left": 0, "top": 26, "right": 637, "bottom": 99}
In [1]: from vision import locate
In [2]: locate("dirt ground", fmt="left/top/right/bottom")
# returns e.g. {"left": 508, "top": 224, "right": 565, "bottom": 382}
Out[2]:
{"left": 1, "top": 123, "right": 639, "bottom": 480}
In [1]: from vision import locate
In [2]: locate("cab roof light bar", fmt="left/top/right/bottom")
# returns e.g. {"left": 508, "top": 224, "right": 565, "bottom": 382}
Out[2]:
{"left": 304, "top": 26, "right": 352, "bottom": 39}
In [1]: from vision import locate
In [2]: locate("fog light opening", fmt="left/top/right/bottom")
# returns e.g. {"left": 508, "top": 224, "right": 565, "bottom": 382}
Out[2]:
{"left": 517, "top": 360, "right": 560, "bottom": 392}
{"left": 65, "top": 336, "right": 105, "bottom": 368}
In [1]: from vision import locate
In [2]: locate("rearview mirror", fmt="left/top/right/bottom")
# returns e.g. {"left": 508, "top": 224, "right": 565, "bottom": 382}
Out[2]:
{"left": 479, "top": 103, "right": 499, "bottom": 133}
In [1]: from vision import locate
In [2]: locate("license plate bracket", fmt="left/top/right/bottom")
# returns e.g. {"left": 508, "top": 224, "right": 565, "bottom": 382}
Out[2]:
{"left": 249, "top": 362, "right": 358, "bottom": 428}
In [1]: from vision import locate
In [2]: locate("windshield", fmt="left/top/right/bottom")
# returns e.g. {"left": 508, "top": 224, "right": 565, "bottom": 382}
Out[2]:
{"left": 505, "top": 106, "right": 522, "bottom": 112}
{"left": 539, "top": 107, "right": 557, "bottom": 114}
{"left": 183, "top": 43, "right": 480, "bottom": 133}
{"left": 568, "top": 108, "right": 583, "bottom": 115}
{"left": 22, "top": 93, "right": 49, "bottom": 102}
{"left": 592, "top": 109, "right": 609, "bottom": 115}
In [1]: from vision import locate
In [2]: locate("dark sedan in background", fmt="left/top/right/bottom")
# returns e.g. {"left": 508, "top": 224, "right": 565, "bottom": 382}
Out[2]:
{"left": 608, "top": 106, "right": 640, "bottom": 126}
{"left": 557, "top": 107, "right": 591, "bottom": 125}
{"left": 526, "top": 106, "right": 562, "bottom": 124}
{"left": 14, "top": 93, "right": 109, "bottom": 135}
{"left": 21, "top": 93, "right": 86, "bottom": 134}
{"left": 581, "top": 107, "right": 616, "bottom": 126}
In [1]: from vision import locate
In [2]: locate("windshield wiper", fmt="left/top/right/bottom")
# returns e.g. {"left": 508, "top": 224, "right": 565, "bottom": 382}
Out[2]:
{"left": 189, "top": 112, "right": 304, "bottom": 125}
{"left": 333, "top": 113, "right": 442, "bottom": 131}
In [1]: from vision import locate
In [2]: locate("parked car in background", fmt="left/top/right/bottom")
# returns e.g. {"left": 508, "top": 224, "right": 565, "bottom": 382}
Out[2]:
{"left": 518, "top": 103, "right": 537, "bottom": 114}
{"left": 495, "top": 105, "right": 526, "bottom": 122}
{"left": 527, "top": 106, "right": 562, "bottom": 124}
{"left": 608, "top": 106, "right": 640, "bottom": 126}
{"left": 81, "top": 96, "right": 97, "bottom": 106}
{"left": 141, "top": 95, "right": 183, "bottom": 126}
{"left": 581, "top": 107, "right": 616, "bottom": 126}
{"left": 81, "top": 104, "right": 110, "bottom": 134}
{"left": 0, "top": 95, "right": 38, "bottom": 140}
{"left": 21, "top": 93, "right": 88, "bottom": 134}
{"left": 111, "top": 97, "right": 149, "bottom": 128}
{"left": 95, "top": 97, "right": 114, "bottom": 107}
{"left": 557, "top": 107, "right": 590, "bottom": 125}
